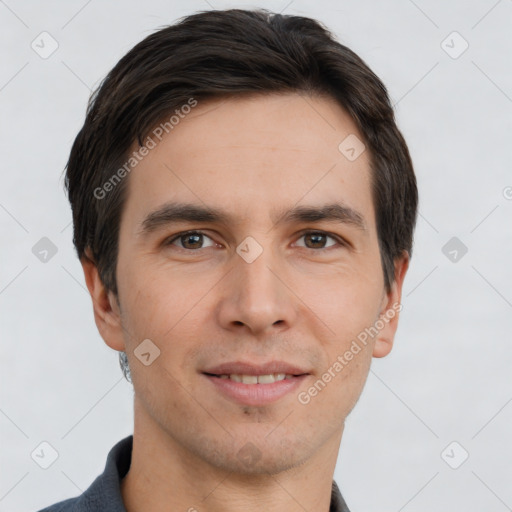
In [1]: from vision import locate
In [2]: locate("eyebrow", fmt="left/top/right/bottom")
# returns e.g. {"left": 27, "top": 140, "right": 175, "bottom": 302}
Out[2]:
{"left": 138, "top": 201, "right": 367, "bottom": 236}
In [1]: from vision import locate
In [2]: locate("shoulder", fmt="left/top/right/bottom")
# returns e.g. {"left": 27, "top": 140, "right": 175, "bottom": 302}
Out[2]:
{"left": 34, "top": 435, "right": 133, "bottom": 512}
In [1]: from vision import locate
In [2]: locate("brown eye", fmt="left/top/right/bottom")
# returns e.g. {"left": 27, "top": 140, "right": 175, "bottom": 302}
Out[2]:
{"left": 167, "top": 231, "right": 216, "bottom": 250}
{"left": 297, "top": 231, "right": 339, "bottom": 250}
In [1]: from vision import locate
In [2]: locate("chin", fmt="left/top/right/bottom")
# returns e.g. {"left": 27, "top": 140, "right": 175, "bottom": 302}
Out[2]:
{"left": 191, "top": 431, "right": 312, "bottom": 476}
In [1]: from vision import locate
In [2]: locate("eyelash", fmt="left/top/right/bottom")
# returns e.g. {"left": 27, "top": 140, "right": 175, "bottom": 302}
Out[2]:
{"left": 164, "top": 230, "right": 347, "bottom": 252}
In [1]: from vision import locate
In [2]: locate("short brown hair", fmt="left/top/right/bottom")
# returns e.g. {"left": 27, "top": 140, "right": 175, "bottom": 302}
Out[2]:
{"left": 65, "top": 8, "right": 418, "bottom": 296}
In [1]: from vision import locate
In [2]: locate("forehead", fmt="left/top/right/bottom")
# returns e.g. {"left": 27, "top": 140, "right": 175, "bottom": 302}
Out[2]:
{"left": 122, "top": 92, "right": 374, "bottom": 231}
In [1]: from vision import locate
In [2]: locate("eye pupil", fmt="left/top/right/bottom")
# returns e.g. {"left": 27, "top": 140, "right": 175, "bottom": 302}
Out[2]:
{"left": 182, "top": 233, "right": 202, "bottom": 249}
{"left": 305, "top": 233, "right": 326, "bottom": 248}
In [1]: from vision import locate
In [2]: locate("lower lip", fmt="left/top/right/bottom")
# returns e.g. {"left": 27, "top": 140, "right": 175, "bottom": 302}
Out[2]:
{"left": 203, "top": 374, "right": 308, "bottom": 406}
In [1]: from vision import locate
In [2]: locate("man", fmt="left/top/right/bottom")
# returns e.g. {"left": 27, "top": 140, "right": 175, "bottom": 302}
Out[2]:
{"left": 39, "top": 8, "right": 417, "bottom": 512}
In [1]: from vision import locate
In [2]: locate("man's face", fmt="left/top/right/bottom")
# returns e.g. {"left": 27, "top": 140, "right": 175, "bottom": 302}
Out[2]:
{"left": 97, "top": 93, "right": 406, "bottom": 474}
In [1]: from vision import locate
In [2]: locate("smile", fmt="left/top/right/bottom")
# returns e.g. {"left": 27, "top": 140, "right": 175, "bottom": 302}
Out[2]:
{"left": 206, "top": 373, "right": 296, "bottom": 384}
{"left": 203, "top": 372, "right": 308, "bottom": 406}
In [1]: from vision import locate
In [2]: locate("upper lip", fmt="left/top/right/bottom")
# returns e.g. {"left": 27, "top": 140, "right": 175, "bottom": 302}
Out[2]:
{"left": 202, "top": 361, "right": 309, "bottom": 376}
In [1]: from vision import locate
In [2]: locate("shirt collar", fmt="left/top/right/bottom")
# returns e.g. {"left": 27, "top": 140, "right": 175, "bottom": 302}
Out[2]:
{"left": 71, "top": 435, "right": 350, "bottom": 512}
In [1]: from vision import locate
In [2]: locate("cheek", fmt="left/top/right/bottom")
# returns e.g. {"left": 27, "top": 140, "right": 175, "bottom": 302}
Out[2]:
{"left": 298, "top": 278, "right": 380, "bottom": 406}
{"left": 299, "top": 271, "right": 382, "bottom": 337}
{"left": 118, "top": 267, "right": 214, "bottom": 383}
{"left": 118, "top": 259, "right": 207, "bottom": 334}
{"left": 296, "top": 344, "right": 373, "bottom": 436}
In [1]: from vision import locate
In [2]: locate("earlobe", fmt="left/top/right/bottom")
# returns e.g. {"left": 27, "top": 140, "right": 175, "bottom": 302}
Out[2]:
{"left": 80, "top": 252, "right": 125, "bottom": 352}
{"left": 372, "top": 252, "right": 410, "bottom": 359}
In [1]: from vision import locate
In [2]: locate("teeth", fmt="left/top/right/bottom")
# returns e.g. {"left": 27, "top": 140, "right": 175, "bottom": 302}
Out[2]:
{"left": 218, "top": 373, "right": 292, "bottom": 383}
{"left": 258, "top": 373, "right": 280, "bottom": 384}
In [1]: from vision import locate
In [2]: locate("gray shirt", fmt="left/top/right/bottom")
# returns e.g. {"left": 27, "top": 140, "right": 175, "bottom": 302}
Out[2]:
{"left": 37, "top": 435, "right": 350, "bottom": 511}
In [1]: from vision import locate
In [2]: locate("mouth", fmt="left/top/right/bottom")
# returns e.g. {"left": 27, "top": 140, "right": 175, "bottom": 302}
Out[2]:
{"left": 201, "top": 361, "right": 310, "bottom": 406}
{"left": 203, "top": 372, "right": 304, "bottom": 384}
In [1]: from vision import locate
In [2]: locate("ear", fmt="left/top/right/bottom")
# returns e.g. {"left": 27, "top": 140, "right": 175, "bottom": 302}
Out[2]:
{"left": 80, "top": 250, "right": 125, "bottom": 352}
{"left": 372, "top": 252, "right": 410, "bottom": 358}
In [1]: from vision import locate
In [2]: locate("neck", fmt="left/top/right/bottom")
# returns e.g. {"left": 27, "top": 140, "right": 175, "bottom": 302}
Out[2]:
{"left": 121, "top": 399, "right": 343, "bottom": 512}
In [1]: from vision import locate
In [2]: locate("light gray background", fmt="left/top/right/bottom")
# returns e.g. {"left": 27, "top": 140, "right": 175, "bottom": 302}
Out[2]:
{"left": 1, "top": 1, "right": 511, "bottom": 511}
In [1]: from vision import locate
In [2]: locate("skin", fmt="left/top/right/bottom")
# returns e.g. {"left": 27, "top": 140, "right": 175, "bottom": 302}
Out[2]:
{"left": 82, "top": 92, "right": 409, "bottom": 512}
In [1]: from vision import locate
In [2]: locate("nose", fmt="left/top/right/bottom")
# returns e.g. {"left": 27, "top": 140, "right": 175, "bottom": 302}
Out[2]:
{"left": 216, "top": 243, "right": 297, "bottom": 336}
